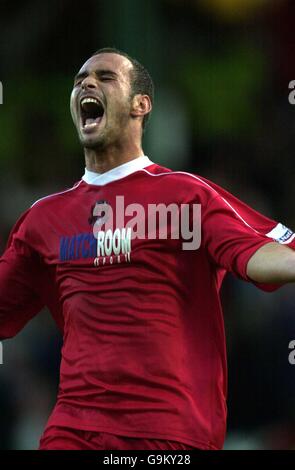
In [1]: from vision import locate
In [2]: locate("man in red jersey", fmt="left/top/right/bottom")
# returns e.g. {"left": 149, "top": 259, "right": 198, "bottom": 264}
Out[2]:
{"left": 1, "top": 48, "right": 295, "bottom": 450}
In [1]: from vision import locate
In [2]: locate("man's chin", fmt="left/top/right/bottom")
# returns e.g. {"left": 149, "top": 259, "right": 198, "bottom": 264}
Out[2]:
{"left": 79, "top": 133, "right": 105, "bottom": 150}
{"left": 83, "top": 141, "right": 105, "bottom": 151}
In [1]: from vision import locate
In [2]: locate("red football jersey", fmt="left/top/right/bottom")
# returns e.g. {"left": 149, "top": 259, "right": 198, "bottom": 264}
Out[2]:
{"left": 0, "top": 156, "right": 294, "bottom": 450}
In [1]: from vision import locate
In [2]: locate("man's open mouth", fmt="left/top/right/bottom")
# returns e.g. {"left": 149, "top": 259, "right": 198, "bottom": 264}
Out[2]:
{"left": 80, "top": 97, "right": 105, "bottom": 130}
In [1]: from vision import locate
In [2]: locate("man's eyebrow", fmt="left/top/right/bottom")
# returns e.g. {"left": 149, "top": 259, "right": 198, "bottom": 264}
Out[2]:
{"left": 95, "top": 69, "right": 118, "bottom": 77}
{"left": 74, "top": 69, "right": 118, "bottom": 81}
{"left": 74, "top": 71, "right": 88, "bottom": 82}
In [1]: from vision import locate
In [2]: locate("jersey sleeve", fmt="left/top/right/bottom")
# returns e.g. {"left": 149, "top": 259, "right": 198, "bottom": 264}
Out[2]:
{"left": 0, "top": 210, "right": 63, "bottom": 339}
{"left": 0, "top": 239, "right": 44, "bottom": 339}
{"left": 198, "top": 176, "right": 295, "bottom": 292}
{"left": 202, "top": 194, "right": 274, "bottom": 278}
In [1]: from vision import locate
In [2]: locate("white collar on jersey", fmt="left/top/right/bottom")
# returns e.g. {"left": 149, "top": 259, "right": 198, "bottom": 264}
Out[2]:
{"left": 82, "top": 155, "right": 153, "bottom": 186}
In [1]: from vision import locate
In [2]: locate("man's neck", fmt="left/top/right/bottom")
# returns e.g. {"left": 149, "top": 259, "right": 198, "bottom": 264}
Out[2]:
{"left": 84, "top": 142, "right": 144, "bottom": 174}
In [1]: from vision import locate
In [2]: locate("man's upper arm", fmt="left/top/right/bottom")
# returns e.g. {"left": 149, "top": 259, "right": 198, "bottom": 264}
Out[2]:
{"left": 0, "top": 238, "right": 44, "bottom": 339}
{"left": 202, "top": 194, "right": 277, "bottom": 281}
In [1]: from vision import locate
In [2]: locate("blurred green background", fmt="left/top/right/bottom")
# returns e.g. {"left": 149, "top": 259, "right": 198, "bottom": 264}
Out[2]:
{"left": 1, "top": 0, "right": 295, "bottom": 449}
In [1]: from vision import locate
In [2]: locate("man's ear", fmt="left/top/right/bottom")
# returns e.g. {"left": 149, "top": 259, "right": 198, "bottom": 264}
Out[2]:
{"left": 130, "top": 94, "right": 152, "bottom": 119}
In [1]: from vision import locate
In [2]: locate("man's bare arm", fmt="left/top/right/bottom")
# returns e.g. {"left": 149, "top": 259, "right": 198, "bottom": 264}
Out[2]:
{"left": 246, "top": 242, "right": 295, "bottom": 284}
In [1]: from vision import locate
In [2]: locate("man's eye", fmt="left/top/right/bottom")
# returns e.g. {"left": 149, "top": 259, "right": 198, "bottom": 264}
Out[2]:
{"left": 101, "top": 76, "right": 114, "bottom": 81}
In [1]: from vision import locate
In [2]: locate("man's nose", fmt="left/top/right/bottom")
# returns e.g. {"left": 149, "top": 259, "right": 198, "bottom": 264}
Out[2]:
{"left": 81, "top": 75, "right": 98, "bottom": 90}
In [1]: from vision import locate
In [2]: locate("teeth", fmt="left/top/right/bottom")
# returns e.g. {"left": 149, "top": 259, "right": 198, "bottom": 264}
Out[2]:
{"left": 81, "top": 97, "right": 99, "bottom": 105}
{"left": 83, "top": 117, "right": 102, "bottom": 129}
{"left": 84, "top": 122, "right": 98, "bottom": 128}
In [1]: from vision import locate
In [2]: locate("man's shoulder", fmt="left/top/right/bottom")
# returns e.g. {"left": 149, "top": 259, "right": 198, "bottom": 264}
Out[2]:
{"left": 7, "top": 180, "right": 84, "bottom": 245}
{"left": 143, "top": 163, "right": 219, "bottom": 195}
{"left": 30, "top": 180, "right": 83, "bottom": 212}
{"left": 14, "top": 180, "right": 84, "bottom": 232}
